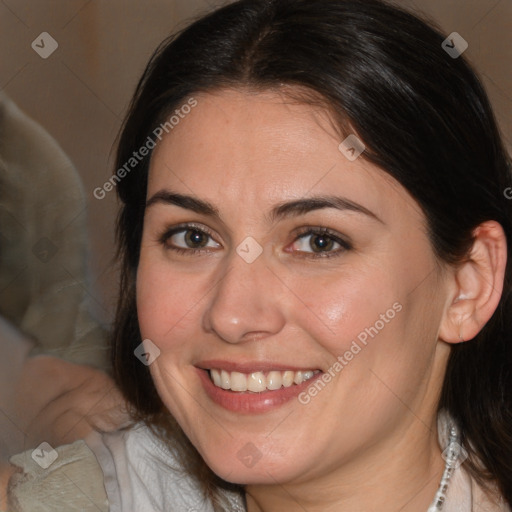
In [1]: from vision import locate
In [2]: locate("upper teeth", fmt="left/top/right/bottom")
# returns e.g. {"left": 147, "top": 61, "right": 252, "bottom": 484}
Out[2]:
{"left": 209, "top": 369, "right": 319, "bottom": 392}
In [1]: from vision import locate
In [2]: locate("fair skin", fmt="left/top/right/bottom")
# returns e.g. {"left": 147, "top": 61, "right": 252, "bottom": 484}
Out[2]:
{"left": 10, "top": 355, "right": 129, "bottom": 447}
{"left": 137, "top": 88, "right": 506, "bottom": 512}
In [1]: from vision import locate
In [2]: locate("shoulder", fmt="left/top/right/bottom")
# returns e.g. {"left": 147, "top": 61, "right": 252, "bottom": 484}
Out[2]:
{"left": 5, "top": 425, "right": 206, "bottom": 512}
{"left": 95, "top": 423, "right": 245, "bottom": 511}
{"left": 88, "top": 422, "right": 221, "bottom": 511}
{"left": 7, "top": 438, "right": 108, "bottom": 511}
{"left": 6, "top": 424, "right": 245, "bottom": 512}
{"left": 437, "top": 410, "right": 510, "bottom": 512}
{"left": 470, "top": 478, "right": 511, "bottom": 512}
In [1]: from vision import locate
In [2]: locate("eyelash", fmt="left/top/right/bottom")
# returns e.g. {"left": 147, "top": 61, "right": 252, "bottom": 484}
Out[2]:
{"left": 158, "top": 223, "right": 352, "bottom": 259}
{"left": 292, "top": 226, "right": 352, "bottom": 258}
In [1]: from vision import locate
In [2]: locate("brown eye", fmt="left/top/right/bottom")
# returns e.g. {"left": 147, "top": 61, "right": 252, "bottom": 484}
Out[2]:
{"left": 290, "top": 228, "right": 352, "bottom": 258}
{"left": 160, "top": 225, "right": 221, "bottom": 253}
{"left": 184, "top": 229, "right": 209, "bottom": 248}
{"left": 310, "top": 233, "right": 336, "bottom": 252}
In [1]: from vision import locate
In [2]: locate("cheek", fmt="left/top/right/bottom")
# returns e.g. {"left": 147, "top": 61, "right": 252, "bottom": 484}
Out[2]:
{"left": 290, "top": 267, "right": 402, "bottom": 360}
{"left": 136, "top": 256, "right": 200, "bottom": 346}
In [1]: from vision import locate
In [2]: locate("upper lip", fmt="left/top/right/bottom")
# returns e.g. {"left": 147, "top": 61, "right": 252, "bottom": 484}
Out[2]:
{"left": 196, "top": 360, "right": 322, "bottom": 373}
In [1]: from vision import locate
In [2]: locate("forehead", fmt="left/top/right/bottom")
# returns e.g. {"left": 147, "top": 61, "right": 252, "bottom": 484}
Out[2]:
{"left": 147, "top": 88, "right": 420, "bottom": 226}
{"left": 150, "top": 89, "right": 339, "bottom": 180}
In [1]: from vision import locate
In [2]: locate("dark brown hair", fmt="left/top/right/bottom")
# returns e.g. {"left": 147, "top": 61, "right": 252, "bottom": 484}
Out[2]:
{"left": 111, "top": 0, "right": 512, "bottom": 507}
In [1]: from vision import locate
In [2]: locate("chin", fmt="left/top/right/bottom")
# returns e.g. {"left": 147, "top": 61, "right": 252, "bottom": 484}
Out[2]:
{"left": 200, "top": 444, "right": 303, "bottom": 486}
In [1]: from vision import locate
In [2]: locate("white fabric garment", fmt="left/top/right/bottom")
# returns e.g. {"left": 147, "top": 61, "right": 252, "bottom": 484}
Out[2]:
{"left": 85, "top": 424, "right": 246, "bottom": 512}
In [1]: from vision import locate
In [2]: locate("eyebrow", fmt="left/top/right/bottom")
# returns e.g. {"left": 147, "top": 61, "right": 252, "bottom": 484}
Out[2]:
{"left": 146, "top": 190, "right": 383, "bottom": 224}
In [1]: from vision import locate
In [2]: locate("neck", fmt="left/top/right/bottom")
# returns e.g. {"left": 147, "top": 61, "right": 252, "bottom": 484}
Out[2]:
{"left": 245, "top": 416, "right": 445, "bottom": 512}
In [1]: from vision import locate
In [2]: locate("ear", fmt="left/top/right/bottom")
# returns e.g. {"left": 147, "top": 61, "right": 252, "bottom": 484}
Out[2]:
{"left": 439, "top": 221, "right": 507, "bottom": 344}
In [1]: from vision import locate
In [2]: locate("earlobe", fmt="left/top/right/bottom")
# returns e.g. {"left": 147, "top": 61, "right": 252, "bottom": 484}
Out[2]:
{"left": 458, "top": 321, "right": 465, "bottom": 343}
{"left": 439, "top": 221, "right": 507, "bottom": 345}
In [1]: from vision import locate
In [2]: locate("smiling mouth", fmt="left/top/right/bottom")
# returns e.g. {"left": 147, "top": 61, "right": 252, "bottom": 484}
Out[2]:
{"left": 208, "top": 369, "right": 320, "bottom": 393}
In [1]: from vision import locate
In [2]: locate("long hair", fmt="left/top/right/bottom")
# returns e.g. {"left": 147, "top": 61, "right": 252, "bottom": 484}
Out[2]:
{"left": 111, "top": 0, "right": 512, "bottom": 507}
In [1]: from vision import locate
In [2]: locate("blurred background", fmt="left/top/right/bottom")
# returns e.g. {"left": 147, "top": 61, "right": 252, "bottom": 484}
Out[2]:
{"left": 0, "top": 0, "right": 511, "bottom": 331}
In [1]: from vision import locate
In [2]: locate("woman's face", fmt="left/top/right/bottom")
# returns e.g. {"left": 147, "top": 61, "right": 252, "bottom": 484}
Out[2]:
{"left": 137, "top": 89, "right": 451, "bottom": 485}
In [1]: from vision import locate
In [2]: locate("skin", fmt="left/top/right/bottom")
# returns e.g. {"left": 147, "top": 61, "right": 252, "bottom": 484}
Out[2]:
{"left": 10, "top": 356, "right": 130, "bottom": 447}
{"left": 136, "top": 88, "right": 506, "bottom": 512}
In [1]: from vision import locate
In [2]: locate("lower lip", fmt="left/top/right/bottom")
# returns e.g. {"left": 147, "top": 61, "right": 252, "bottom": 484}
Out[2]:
{"left": 196, "top": 368, "right": 323, "bottom": 414}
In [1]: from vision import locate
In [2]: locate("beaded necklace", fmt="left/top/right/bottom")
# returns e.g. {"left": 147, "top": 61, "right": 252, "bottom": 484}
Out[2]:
{"left": 427, "top": 422, "right": 463, "bottom": 511}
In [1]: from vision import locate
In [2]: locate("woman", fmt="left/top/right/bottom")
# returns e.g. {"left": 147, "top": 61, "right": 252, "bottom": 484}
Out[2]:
{"left": 7, "top": 0, "right": 512, "bottom": 510}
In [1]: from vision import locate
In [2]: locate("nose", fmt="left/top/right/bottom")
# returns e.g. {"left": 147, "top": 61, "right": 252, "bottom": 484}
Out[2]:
{"left": 202, "top": 249, "right": 286, "bottom": 344}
